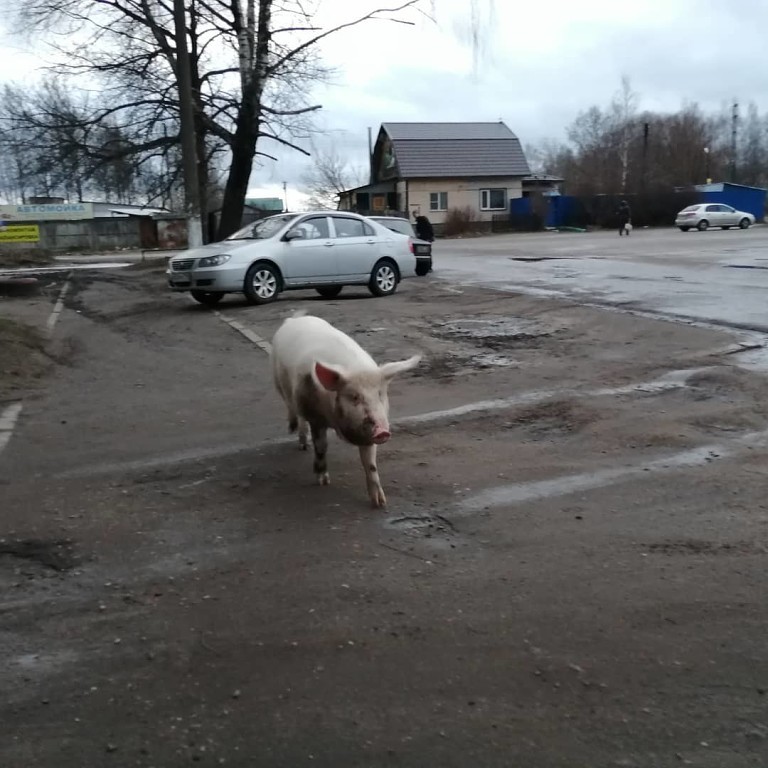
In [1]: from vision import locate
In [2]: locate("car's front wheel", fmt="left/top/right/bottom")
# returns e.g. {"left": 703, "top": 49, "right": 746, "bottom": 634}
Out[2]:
{"left": 316, "top": 286, "right": 343, "bottom": 299}
{"left": 739, "top": 218, "right": 751, "bottom": 229}
{"left": 369, "top": 259, "right": 399, "bottom": 297}
{"left": 679, "top": 226, "right": 690, "bottom": 232}
{"left": 697, "top": 219, "right": 709, "bottom": 231}
{"left": 244, "top": 262, "right": 281, "bottom": 304}
{"left": 191, "top": 290, "right": 224, "bottom": 306}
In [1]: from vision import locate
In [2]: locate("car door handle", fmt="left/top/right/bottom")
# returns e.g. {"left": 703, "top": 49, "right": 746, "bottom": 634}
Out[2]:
{"left": 366, "top": 239, "right": 376, "bottom": 244}
{"left": 323, "top": 241, "right": 334, "bottom": 247}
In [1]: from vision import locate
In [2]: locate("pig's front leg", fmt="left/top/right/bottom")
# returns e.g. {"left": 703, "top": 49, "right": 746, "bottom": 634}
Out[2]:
{"left": 359, "top": 444, "right": 386, "bottom": 508}
{"left": 310, "top": 423, "right": 330, "bottom": 485}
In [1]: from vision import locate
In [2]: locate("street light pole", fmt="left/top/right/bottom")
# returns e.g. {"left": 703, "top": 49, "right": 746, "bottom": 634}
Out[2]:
{"left": 703, "top": 147, "right": 711, "bottom": 184}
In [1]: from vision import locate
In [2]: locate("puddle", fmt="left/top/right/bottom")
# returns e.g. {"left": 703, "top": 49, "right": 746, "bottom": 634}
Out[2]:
{"left": 436, "top": 316, "right": 557, "bottom": 349}
{"left": 731, "top": 344, "right": 768, "bottom": 373}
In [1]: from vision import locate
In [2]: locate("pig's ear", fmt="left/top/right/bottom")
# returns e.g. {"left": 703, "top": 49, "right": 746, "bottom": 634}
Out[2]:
{"left": 379, "top": 354, "right": 422, "bottom": 381}
{"left": 314, "top": 361, "right": 347, "bottom": 391}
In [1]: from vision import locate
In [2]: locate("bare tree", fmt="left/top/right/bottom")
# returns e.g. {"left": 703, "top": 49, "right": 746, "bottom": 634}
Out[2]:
{"left": 302, "top": 143, "right": 367, "bottom": 210}
{"left": 610, "top": 75, "right": 638, "bottom": 193}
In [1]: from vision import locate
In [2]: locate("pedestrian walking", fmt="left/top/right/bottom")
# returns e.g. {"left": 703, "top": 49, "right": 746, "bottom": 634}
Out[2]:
{"left": 616, "top": 200, "right": 632, "bottom": 236}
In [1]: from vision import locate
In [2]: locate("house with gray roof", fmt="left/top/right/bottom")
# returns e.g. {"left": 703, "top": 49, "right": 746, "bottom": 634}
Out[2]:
{"left": 338, "top": 121, "right": 532, "bottom": 228}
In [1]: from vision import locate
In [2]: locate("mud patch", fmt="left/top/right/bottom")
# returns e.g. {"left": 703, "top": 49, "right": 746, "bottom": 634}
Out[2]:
{"left": 0, "top": 318, "right": 50, "bottom": 400}
{"left": 503, "top": 399, "right": 597, "bottom": 437}
{"left": 646, "top": 539, "right": 767, "bottom": 556}
{"left": 686, "top": 370, "right": 746, "bottom": 402}
{"left": 0, "top": 538, "right": 80, "bottom": 571}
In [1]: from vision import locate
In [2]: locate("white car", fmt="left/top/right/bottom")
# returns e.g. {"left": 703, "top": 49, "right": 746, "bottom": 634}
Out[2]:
{"left": 675, "top": 203, "right": 755, "bottom": 232}
{"left": 167, "top": 211, "right": 419, "bottom": 305}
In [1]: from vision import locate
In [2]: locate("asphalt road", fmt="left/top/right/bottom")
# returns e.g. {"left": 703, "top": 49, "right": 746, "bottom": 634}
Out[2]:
{"left": 2, "top": 231, "right": 768, "bottom": 767}
{"left": 437, "top": 225, "right": 768, "bottom": 334}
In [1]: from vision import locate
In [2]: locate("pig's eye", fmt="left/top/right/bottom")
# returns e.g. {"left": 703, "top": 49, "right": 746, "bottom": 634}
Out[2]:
{"left": 348, "top": 393, "right": 361, "bottom": 405}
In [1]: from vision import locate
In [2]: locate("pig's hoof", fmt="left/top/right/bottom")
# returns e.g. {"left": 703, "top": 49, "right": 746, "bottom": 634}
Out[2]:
{"left": 299, "top": 441, "right": 308, "bottom": 451}
{"left": 317, "top": 472, "right": 330, "bottom": 486}
{"left": 370, "top": 489, "right": 387, "bottom": 508}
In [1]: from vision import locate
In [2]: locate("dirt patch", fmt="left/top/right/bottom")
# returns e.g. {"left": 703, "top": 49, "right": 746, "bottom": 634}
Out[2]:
{"left": 646, "top": 539, "right": 768, "bottom": 556}
{"left": 0, "top": 316, "right": 50, "bottom": 400}
{"left": 0, "top": 538, "right": 80, "bottom": 571}
{"left": 0, "top": 249, "right": 55, "bottom": 268}
{"left": 436, "top": 315, "right": 560, "bottom": 350}
{"left": 503, "top": 399, "right": 598, "bottom": 436}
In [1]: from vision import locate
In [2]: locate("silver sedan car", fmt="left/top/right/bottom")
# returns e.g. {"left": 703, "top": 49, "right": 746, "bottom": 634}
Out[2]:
{"left": 167, "top": 211, "right": 419, "bottom": 305}
{"left": 675, "top": 203, "right": 755, "bottom": 232}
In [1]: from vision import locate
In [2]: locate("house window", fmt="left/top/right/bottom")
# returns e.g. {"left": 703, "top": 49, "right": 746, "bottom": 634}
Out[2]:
{"left": 429, "top": 192, "right": 448, "bottom": 211}
{"left": 480, "top": 189, "right": 507, "bottom": 210}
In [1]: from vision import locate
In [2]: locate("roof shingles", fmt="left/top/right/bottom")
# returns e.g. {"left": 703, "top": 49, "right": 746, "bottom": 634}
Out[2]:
{"left": 380, "top": 122, "right": 530, "bottom": 178}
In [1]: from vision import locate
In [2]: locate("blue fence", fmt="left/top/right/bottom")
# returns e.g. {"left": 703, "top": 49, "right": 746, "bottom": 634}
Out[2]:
{"left": 506, "top": 183, "right": 766, "bottom": 230}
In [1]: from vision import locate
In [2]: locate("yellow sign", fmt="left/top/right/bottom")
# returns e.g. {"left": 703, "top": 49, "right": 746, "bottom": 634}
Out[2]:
{"left": 0, "top": 224, "right": 41, "bottom": 243}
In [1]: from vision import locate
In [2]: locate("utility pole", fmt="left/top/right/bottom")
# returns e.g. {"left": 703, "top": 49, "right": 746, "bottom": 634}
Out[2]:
{"left": 640, "top": 122, "right": 649, "bottom": 194}
{"left": 173, "top": 0, "right": 203, "bottom": 248}
{"left": 282, "top": 181, "right": 288, "bottom": 212}
{"left": 731, "top": 100, "right": 739, "bottom": 184}
{"left": 367, "top": 127, "right": 373, "bottom": 184}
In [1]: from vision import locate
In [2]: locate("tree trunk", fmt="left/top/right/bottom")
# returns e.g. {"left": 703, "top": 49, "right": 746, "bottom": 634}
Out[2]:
{"left": 217, "top": 100, "right": 259, "bottom": 239}
{"left": 217, "top": 0, "right": 271, "bottom": 240}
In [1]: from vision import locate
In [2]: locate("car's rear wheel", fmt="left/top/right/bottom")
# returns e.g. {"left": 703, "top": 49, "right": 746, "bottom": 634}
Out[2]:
{"left": 679, "top": 226, "right": 690, "bottom": 232}
{"left": 244, "top": 262, "right": 281, "bottom": 304}
{"left": 369, "top": 259, "right": 399, "bottom": 297}
{"left": 316, "top": 286, "right": 343, "bottom": 299}
{"left": 739, "top": 218, "right": 751, "bottom": 229}
{"left": 191, "top": 290, "right": 224, "bottom": 306}
{"left": 697, "top": 219, "right": 709, "bottom": 231}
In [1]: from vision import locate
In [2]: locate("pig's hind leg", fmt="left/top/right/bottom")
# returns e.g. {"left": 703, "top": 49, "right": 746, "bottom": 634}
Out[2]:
{"left": 310, "top": 423, "right": 330, "bottom": 485}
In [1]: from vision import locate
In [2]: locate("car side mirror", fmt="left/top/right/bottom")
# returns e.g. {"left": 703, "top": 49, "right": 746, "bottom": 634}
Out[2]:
{"left": 284, "top": 228, "right": 305, "bottom": 241}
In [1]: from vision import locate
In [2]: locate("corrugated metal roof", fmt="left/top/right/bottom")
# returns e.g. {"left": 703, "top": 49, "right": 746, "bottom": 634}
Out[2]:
{"left": 383, "top": 122, "right": 517, "bottom": 141}
{"left": 392, "top": 139, "right": 530, "bottom": 178}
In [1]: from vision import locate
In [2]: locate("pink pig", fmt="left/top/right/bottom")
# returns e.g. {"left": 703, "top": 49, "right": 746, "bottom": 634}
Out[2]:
{"left": 271, "top": 313, "right": 421, "bottom": 507}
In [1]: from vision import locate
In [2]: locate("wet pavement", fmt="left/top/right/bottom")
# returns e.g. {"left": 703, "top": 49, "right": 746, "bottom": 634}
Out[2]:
{"left": 436, "top": 226, "right": 768, "bottom": 333}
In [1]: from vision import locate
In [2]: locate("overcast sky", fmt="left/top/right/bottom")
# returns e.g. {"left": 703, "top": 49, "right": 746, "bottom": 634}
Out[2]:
{"left": 2, "top": 0, "right": 767, "bottom": 206}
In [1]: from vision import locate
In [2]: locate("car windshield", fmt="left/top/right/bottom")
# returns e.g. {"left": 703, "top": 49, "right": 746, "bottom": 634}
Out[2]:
{"left": 373, "top": 218, "right": 413, "bottom": 236}
{"left": 226, "top": 214, "right": 298, "bottom": 241}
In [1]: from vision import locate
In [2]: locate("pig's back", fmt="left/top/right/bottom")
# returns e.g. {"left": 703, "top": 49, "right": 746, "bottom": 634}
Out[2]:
{"left": 272, "top": 315, "right": 377, "bottom": 374}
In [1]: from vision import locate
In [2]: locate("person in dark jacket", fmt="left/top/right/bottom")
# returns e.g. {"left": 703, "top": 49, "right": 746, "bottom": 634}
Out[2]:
{"left": 616, "top": 200, "right": 631, "bottom": 236}
{"left": 413, "top": 213, "right": 434, "bottom": 242}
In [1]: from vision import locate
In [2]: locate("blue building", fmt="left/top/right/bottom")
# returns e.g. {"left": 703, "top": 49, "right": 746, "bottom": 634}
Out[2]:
{"left": 695, "top": 182, "right": 767, "bottom": 220}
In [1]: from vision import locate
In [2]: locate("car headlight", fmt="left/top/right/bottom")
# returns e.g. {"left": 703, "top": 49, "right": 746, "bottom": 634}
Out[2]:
{"left": 198, "top": 254, "right": 232, "bottom": 268}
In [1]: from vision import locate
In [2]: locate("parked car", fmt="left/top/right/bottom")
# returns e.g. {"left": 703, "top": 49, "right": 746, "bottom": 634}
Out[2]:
{"left": 166, "top": 211, "right": 419, "bottom": 306}
{"left": 675, "top": 203, "right": 755, "bottom": 232}
{"left": 367, "top": 215, "right": 432, "bottom": 276}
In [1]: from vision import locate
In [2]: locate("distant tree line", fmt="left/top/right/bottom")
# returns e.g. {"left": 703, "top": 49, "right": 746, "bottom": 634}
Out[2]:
{"left": 527, "top": 79, "right": 768, "bottom": 197}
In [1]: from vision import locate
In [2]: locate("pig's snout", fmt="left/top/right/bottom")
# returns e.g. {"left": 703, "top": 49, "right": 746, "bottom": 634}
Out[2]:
{"left": 372, "top": 426, "right": 391, "bottom": 444}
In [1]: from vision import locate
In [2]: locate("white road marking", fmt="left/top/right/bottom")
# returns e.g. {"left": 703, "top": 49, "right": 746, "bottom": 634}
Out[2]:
{"left": 0, "top": 402, "right": 23, "bottom": 454}
{"left": 53, "top": 368, "right": 708, "bottom": 479}
{"left": 458, "top": 428, "right": 768, "bottom": 513}
{"left": 399, "top": 367, "right": 707, "bottom": 426}
{"left": 46, "top": 276, "right": 72, "bottom": 336}
{"left": 214, "top": 311, "right": 272, "bottom": 354}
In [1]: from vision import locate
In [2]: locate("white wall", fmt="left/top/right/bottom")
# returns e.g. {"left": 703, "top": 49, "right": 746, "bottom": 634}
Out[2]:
{"left": 407, "top": 177, "right": 523, "bottom": 223}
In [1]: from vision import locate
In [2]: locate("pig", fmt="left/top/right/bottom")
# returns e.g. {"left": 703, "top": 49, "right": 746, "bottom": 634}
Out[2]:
{"left": 271, "top": 312, "right": 421, "bottom": 507}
